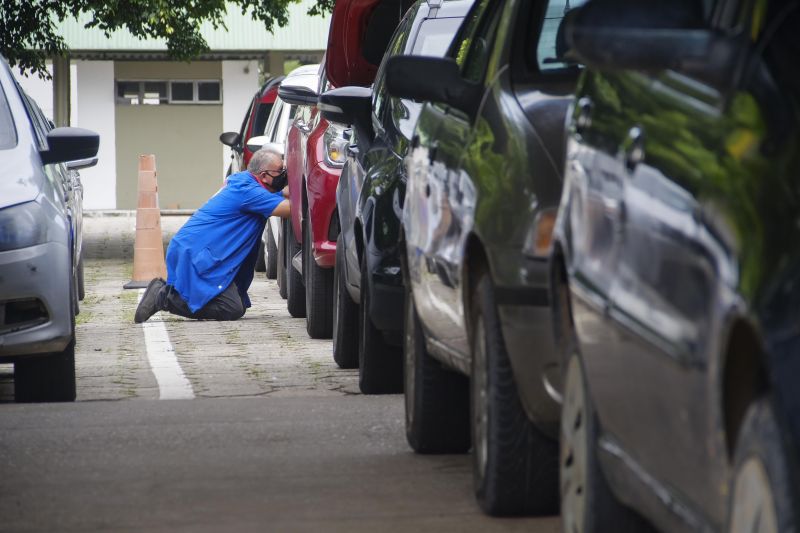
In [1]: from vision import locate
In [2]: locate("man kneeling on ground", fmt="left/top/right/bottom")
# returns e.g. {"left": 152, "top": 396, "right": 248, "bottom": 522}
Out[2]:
{"left": 134, "top": 147, "right": 290, "bottom": 323}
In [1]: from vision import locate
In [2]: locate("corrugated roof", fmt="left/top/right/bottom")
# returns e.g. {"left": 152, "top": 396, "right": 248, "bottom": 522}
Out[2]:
{"left": 57, "top": 0, "right": 330, "bottom": 52}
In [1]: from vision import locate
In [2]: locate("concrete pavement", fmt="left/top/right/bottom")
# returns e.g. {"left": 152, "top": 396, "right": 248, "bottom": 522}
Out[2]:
{"left": 0, "top": 212, "right": 562, "bottom": 532}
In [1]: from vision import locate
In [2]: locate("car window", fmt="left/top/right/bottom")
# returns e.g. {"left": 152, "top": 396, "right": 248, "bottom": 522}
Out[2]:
{"left": 373, "top": 14, "right": 414, "bottom": 124}
{"left": 0, "top": 83, "right": 18, "bottom": 150}
{"left": 238, "top": 97, "right": 254, "bottom": 143}
{"left": 252, "top": 102, "right": 274, "bottom": 137}
{"left": 263, "top": 97, "right": 283, "bottom": 139}
{"left": 411, "top": 17, "right": 464, "bottom": 56}
{"left": 537, "top": 0, "right": 589, "bottom": 71}
{"left": 451, "top": 0, "right": 505, "bottom": 83}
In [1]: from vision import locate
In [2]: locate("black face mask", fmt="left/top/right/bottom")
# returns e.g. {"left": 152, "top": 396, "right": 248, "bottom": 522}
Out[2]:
{"left": 269, "top": 169, "right": 287, "bottom": 191}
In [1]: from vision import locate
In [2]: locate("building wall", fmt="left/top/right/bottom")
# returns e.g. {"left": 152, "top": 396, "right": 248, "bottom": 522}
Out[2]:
{"left": 114, "top": 61, "right": 223, "bottom": 210}
{"left": 221, "top": 60, "right": 259, "bottom": 177}
{"left": 75, "top": 61, "right": 116, "bottom": 209}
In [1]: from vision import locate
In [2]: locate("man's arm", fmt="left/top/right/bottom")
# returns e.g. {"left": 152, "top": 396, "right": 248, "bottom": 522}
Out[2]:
{"left": 271, "top": 199, "right": 291, "bottom": 219}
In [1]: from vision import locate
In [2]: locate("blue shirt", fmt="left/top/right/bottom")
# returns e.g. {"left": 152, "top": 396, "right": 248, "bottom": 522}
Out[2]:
{"left": 165, "top": 171, "right": 284, "bottom": 312}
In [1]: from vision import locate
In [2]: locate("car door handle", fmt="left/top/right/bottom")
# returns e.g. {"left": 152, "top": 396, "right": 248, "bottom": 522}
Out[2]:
{"left": 624, "top": 126, "right": 645, "bottom": 172}
{"left": 575, "top": 96, "right": 593, "bottom": 133}
{"left": 428, "top": 141, "right": 438, "bottom": 163}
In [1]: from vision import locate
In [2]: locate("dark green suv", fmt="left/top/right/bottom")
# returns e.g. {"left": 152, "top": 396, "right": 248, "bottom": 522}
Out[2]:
{"left": 386, "top": 0, "right": 584, "bottom": 516}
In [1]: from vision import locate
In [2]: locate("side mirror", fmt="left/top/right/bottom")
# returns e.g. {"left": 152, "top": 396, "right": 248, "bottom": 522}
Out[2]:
{"left": 246, "top": 137, "right": 285, "bottom": 156}
{"left": 40, "top": 127, "right": 99, "bottom": 165}
{"left": 565, "top": 3, "right": 738, "bottom": 89}
{"left": 278, "top": 85, "right": 319, "bottom": 107}
{"left": 219, "top": 131, "right": 240, "bottom": 148}
{"left": 318, "top": 86, "right": 373, "bottom": 146}
{"left": 385, "top": 56, "right": 480, "bottom": 118}
{"left": 66, "top": 158, "right": 98, "bottom": 171}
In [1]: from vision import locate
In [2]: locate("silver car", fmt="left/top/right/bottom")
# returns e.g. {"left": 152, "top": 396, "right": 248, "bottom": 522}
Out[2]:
{"left": 0, "top": 57, "right": 99, "bottom": 402}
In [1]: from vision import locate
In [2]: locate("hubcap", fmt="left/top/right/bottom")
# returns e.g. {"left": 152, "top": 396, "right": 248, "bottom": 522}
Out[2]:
{"left": 729, "top": 456, "right": 778, "bottom": 533}
{"left": 561, "top": 355, "right": 588, "bottom": 533}
{"left": 404, "top": 296, "right": 416, "bottom": 430}
{"left": 472, "top": 317, "right": 488, "bottom": 484}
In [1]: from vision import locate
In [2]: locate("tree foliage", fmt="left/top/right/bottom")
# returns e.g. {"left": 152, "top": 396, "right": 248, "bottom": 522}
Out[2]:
{"left": 0, "top": 0, "right": 334, "bottom": 78}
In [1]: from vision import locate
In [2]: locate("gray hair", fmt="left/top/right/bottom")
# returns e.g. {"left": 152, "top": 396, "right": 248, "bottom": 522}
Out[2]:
{"left": 247, "top": 146, "right": 283, "bottom": 174}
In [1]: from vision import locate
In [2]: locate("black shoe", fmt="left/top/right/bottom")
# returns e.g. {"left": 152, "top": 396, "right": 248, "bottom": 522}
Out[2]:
{"left": 134, "top": 278, "right": 165, "bottom": 323}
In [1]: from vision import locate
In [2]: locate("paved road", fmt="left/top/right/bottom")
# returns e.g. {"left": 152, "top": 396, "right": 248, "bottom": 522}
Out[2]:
{"left": 0, "top": 214, "right": 561, "bottom": 532}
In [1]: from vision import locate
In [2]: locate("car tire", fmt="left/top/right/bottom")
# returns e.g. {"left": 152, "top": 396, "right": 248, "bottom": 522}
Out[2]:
{"left": 561, "top": 352, "right": 653, "bottom": 532}
{"left": 471, "top": 275, "right": 558, "bottom": 516}
{"left": 405, "top": 283, "right": 470, "bottom": 453}
{"left": 286, "top": 218, "right": 306, "bottom": 318}
{"left": 15, "top": 338, "right": 77, "bottom": 403}
{"left": 303, "top": 208, "right": 334, "bottom": 338}
{"left": 727, "top": 397, "right": 795, "bottom": 533}
{"left": 265, "top": 223, "right": 278, "bottom": 280}
{"left": 77, "top": 252, "right": 85, "bottom": 301}
{"left": 278, "top": 219, "right": 287, "bottom": 300}
{"left": 333, "top": 232, "right": 359, "bottom": 368}
{"left": 358, "top": 253, "right": 403, "bottom": 394}
{"left": 254, "top": 239, "right": 266, "bottom": 272}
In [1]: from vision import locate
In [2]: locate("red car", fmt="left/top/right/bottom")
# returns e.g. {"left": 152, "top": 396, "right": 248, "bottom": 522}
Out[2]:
{"left": 279, "top": 65, "right": 348, "bottom": 338}
{"left": 276, "top": 0, "right": 416, "bottom": 339}
{"left": 219, "top": 75, "right": 284, "bottom": 177}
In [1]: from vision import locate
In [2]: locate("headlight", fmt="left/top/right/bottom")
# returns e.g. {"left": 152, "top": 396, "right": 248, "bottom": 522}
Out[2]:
{"left": 522, "top": 208, "right": 557, "bottom": 258}
{"left": 323, "top": 123, "right": 348, "bottom": 168}
{"left": 0, "top": 201, "right": 48, "bottom": 252}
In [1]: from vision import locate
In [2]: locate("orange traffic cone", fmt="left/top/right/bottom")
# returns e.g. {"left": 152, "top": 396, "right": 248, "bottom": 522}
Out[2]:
{"left": 123, "top": 154, "right": 168, "bottom": 289}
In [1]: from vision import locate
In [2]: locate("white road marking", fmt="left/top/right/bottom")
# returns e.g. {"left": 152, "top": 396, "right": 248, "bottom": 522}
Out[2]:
{"left": 138, "top": 289, "right": 195, "bottom": 400}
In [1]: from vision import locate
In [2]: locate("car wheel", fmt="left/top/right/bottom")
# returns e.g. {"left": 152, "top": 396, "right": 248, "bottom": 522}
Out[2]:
{"left": 332, "top": 232, "right": 359, "bottom": 368}
{"left": 278, "top": 219, "right": 287, "bottom": 299}
{"left": 303, "top": 208, "right": 334, "bottom": 338}
{"left": 77, "top": 252, "right": 85, "bottom": 301}
{"left": 728, "top": 397, "right": 794, "bottom": 533}
{"left": 285, "top": 217, "right": 306, "bottom": 318}
{"left": 265, "top": 223, "right": 278, "bottom": 280}
{"left": 15, "top": 338, "right": 77, "bottom": 402}
{"left": 254, "top": 239, "right": 266, "bottom": 272}
{"left": 405, "top": 282, "right": 470, "bottom": 453}
{"left": 358, "top": 253, "right": 402, "bottom": 394}
{"left": 471, "top": 274, "right": 558, "bottom": 516}
{"left": 561, "top": 352, "right": 653, "bottom": 532}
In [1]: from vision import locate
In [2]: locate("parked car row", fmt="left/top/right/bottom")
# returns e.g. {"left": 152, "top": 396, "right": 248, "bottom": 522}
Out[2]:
{"left": 0, "top": 56, "right": 100, "bottom": 402}
{"left": 224, "top": 0, "right": 800, "bottom": 530}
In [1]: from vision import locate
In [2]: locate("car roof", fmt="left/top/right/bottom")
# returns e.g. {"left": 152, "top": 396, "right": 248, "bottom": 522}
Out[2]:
{"left": 281, "top": 64, "right": 320, "bottom": 92}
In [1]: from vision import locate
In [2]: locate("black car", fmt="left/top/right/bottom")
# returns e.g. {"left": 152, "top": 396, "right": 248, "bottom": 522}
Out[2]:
{"left": 554, "top": 1, "right": 800, "bottom": 531}
{"left": 382, "top": 0, "right": 581, "bottom": 515}
{"left": 319, "top": 0, "right": 473, "bottom": 393}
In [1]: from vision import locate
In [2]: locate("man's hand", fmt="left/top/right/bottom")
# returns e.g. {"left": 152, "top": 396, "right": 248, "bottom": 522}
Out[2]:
{"left": 282, "top": 187, "right": 290, "bottom": 198}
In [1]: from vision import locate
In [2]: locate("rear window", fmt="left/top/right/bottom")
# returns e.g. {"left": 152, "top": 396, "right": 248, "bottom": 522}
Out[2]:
{"left": 537, "top": 0, "right": 588, "bottom": 71}
{"left": 0, "top": 84, "right": 17, "bottom": 150}
{"left": 411, "top": 17, "right": 464, "bottom": 57}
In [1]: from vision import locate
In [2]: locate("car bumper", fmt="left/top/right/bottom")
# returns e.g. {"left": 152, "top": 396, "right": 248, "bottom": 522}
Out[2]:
{"left": 0, "top": 242, "right": 73, "bottom": 361}
{"left": 494, "top": 254, "right": 561, "bottom": 439}
{"left": 366, "top": 253, "right": 404, "bottom": 334}
{"left": 307, "top": 160, "right": 341, "bottom": 269}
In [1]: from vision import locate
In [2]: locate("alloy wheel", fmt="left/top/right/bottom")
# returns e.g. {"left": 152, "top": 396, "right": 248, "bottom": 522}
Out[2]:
{"left": 404, "top": 293, "right": 416, "bottom": 431}
{"left": 561, "top": 355, "right": 588, "bottom": 533}
{"left": 729, "top": 456, "right": 778, "bottom": 533}
{"left": 472, "top": 316, "right": 489, "bottom": 485}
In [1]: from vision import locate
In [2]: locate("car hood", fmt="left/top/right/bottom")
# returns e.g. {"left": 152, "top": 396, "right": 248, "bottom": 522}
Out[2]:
{"left": 1, "top": 155, "right": 44, "bottom": 209}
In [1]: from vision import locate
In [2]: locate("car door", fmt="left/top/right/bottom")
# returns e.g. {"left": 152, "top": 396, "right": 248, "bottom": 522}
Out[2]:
{"left": 412, "top": 0, "right": 504, "bottom": 355}
{"left": 593, "top": 0, "right": 761, "bottom": 521}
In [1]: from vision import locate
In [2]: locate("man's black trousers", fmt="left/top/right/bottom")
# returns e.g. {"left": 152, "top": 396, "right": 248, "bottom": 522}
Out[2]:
{"left": 159, "top": 282, "right": 245, "bottom": 321}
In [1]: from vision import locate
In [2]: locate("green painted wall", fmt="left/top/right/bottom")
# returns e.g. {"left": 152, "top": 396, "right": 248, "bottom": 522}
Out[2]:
{"left": 114, "top": 61, "right": 223, "bottom": 209}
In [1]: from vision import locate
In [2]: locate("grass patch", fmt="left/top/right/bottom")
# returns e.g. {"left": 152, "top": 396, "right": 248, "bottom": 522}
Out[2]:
{"left": 76, "top": 312, "right": 93, "bottom": 325}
